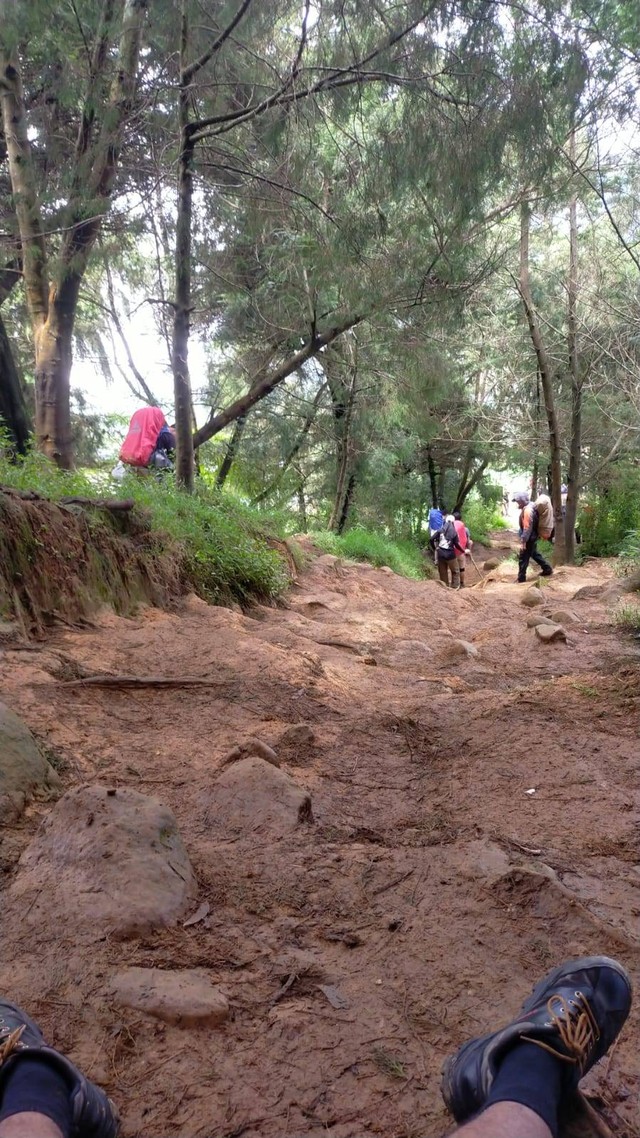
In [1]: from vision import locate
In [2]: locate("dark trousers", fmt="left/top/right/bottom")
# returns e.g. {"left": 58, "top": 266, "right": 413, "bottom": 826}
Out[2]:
{"left": 518, "top": 538, "right": 552, "bottom": 582}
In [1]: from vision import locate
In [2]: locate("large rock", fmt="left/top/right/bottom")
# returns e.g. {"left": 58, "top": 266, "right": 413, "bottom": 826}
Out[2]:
{"left": 571, "top": 584, "right": 605, "bottom": 601}
{"left": 521, "top": 588, "right": 545, "bottom": 608}
{"left": 483, "top": 557, "right": 500, "bottom": 571}
{"left": 535, "top": 622, "right": 567, "bottom": 643}
{"left": 0, "top": 702, "right": 62, "bottom": 822}
{"left": 526, "top": 613, "right": 556, "bottom": 628}
{"left": 205, "top": 756, "right": 313, "bottom": 837}
{"left": 109, "top": 968, "right": 229, "bottom": 1028}
{"left": 11, "top": 785, "right": 196, "bottom": 937}
{"left": 550, "top": 609, "right": 579, "bottom": 625}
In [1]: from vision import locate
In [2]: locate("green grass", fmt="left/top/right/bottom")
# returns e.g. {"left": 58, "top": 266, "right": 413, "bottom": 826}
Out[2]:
{"left": 462, "top": 494, "right": 508, "bottom": 544}
{"left": 613, "top": 600, "right": 640, "bottom": 632}
{"left": 0, "top": 451, "right": 290, "bottom": 604}
{"left": 309, "top": 527, "right": 430, "bottom": 578}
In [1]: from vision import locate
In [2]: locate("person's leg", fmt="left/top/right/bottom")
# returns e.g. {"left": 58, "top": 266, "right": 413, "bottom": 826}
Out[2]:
{"left": 0, "top": 1114, "right": 63, "bottom": 1138}
{"left": 437, "top": 556, "right": 449, "bottom": 585}
{"left": 517, "top": 544, "right": 531, "bottom": 582}
{"left": 529, "top": 541, "right": 552, "bottom": 575}
{"left": 450, "top": 560, "right": 460, "bottom": 589}
{"left": 442, "top": 956, "right": 632, "bottom": 1138}
{"left": 451, "top": 1102, "right": 551, "bottom": 1138}
{"left": 0, "top": 1001, "right": 118, "bottom": 1138}
{"left": 458, "top": 561, "right": 465, "bottom": 587}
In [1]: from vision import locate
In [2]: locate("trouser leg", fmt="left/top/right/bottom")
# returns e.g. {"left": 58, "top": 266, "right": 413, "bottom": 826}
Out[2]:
{"left": 530, "top": 542, "right": 552, "bottom": 575}
{"left": 517, "top": 546, "right": 531, "bottom": 582}
{"left": 437, "top": 557, "right": 450, "bottom": 585}
{"left": 449, "top": 559, "right": 461, "bottom": 588}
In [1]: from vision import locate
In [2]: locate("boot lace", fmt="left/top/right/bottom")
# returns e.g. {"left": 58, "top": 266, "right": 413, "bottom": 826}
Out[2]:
{"left": 0, "top": 1024, "right": 26, "bottom": 1064}
{"left": 523, "top": 991, "right": 600, "bottom": 1072}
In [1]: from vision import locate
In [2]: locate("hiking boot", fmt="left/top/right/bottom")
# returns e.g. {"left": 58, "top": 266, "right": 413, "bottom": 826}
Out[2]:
{"left": 0, "top": 1000, "right": 119, "bottom": 1138}
{"left": 441, "top": 956, "right": 632, "bottom": 1123}
{"left": 540, "top": 568, "right": 553, "bottom": 577}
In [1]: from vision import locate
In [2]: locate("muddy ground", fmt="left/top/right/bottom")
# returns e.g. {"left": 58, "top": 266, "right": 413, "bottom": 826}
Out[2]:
{"left": 1, "top": 538, "right": 639, "bottom": 1138}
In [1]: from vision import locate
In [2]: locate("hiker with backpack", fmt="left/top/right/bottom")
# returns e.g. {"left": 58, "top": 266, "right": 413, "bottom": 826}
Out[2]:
{"left": 118, "top": 407, "right": 176, "bottom": 475}
{"left": 427, "top": 503, "right": 445, "bottom": 564}
{"left": 512, "top": 491, "right": 553, "bottom": 584}
{"left": 453, "top": 509, "right": 472, "bottom": 588}
{"left": 430, "top": 512, "right": 464, "bottom": 587}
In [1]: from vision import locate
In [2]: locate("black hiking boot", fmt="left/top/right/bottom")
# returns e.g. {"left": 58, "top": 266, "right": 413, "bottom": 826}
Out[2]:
{"left": 541, "top": 569, "right": 553, "bottom": 577}
{"left": 441, "top": 956, "right": 632, "bottom": 1124}
{"left": 0, "top": 1000, "right": 119, "bottom": 1138}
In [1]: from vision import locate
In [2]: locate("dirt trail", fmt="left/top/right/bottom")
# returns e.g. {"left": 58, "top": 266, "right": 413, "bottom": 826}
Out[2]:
{"left": 1, "top": 541, "right": 639, "bottom": 1138}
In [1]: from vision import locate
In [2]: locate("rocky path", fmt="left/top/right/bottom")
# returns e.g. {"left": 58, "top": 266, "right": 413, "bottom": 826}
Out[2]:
{"left": 0, "top": 545, "right": 639, "bottom": 1138}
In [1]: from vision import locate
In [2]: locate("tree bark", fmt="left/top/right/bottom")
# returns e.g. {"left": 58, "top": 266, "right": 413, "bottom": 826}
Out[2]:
{"left": 564, "top": 128, "right": 581, "bottom": 563}
{"left": 0, "top": 311, "right": 31, "bottom": 455}
{"left": 426, "top": 446, "right": 438, "bottom": 507}
{"left": 336, "top": 472, "right": 356, "bottom": 534}
{"left": 326, "top": 341, "right": 357, "bottom": 533}
{"left": 518, "top": 202, "right": 567, "bottom": 565}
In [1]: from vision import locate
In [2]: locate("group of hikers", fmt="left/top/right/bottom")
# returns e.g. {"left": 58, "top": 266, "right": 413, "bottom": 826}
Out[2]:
{"left": 427, "top": 490, "right": 555, "bottom": 587}
{"left": 427, "top": 505, "right": 474, "bottom": 588}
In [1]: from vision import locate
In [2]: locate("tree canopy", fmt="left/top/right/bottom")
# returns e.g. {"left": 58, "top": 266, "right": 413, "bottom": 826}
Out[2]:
{"left": 1, "top": 0, "right": 640, "bottom": 560}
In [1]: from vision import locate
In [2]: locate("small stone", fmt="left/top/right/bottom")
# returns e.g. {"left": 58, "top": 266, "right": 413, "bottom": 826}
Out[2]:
{"left": 535, "top": 623, "right": 567, "bottom": 643}
{"left": 521, "top": 589, "right": 545, "bottom": 608}
{"left": 362, "top": 655, "right": 377, "bottom": 665}
{"left": 483, "top": 558, "right": 500, "bottom": 570}
{"left": 109, "top": 967, "right": 229, "bottom": 1028}
{"left": 441, "top": 639, "right": 479, "bottom": 661}
{"left": 550, "top": 610, "right": 579, "bottom": 625}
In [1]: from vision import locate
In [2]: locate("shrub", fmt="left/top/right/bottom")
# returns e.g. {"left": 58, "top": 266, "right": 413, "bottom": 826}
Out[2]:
{"left": 309, "top": 527, "right": 430, "bottom": 578}
{"left": 613, "top": 600, "right": 640, "bottom": 632}
{"left": 462, "top": 492, "right": 508, "bottom": 544}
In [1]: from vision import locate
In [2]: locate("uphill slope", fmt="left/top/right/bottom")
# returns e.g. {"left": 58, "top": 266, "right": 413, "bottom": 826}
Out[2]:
{"left": 0, "top": 547, "right": 638, "bottom": 1138}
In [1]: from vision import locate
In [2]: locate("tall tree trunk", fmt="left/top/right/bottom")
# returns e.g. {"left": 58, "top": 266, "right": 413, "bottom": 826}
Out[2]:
{"left": 564, "top": 129, "right": 581, "bottom": 563}
{"left": 453, "top": 458, "right": 489, "bottom": 512}
{"left": 426, "top": 446, "right": 438, "bottom": 506}
{"left": 0, "top": 311, "right": 31, "bottom": 455}
{"left": 34, "top": 282, "right": 79, "bottom": 466}
{"left": 337, "top": 472, "right": 356, "bottom": 534}
{"left": 518, "top": 202, "right": 567, "bottom": 565}
{"left": 295, "top": 469, "right": 307, "bottom": 531}
{"left": 326, "top": 340, "right": 358, "bottom": 533}
{"left": 172, "top": 3, "right": 196, "bottom": 491}
{"left": 216, "top": 415, "right": 247, "bottom": 488}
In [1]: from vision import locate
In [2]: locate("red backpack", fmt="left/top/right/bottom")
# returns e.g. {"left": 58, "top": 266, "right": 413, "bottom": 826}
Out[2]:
{"left": 120, "top": 407, "right": 166, "bottom": 467}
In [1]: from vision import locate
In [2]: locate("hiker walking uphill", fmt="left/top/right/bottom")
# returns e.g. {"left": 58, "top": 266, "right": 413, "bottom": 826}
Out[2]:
{"left": 119, "top": 408, "right": 176, "bottom": 474}
{"left": 430, "top": 512, "right": 464, "bottom": 588}
{"left": 453, "top": 510, "right": 472, "bottom": 588}
{"left": 513, "top": 492, "right": 553, "bottom": 584}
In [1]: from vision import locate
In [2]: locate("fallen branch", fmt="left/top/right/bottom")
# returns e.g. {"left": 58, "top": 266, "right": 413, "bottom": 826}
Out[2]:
{"left": 45, "top": 674, "right": 226, "bottom": 689}
{"left": 0, "top": 485, "right": 135, "bottom": 512}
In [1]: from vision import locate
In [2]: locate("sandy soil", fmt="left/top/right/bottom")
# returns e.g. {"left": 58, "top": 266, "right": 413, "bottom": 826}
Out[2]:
{"left": 1, "top": 538, "right": 639, "bottom": 1138}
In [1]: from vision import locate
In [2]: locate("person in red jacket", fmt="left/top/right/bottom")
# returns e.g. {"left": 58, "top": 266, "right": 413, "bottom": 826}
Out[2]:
{"left": 453, "top": 510, "right": 472, "bottom": 588}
